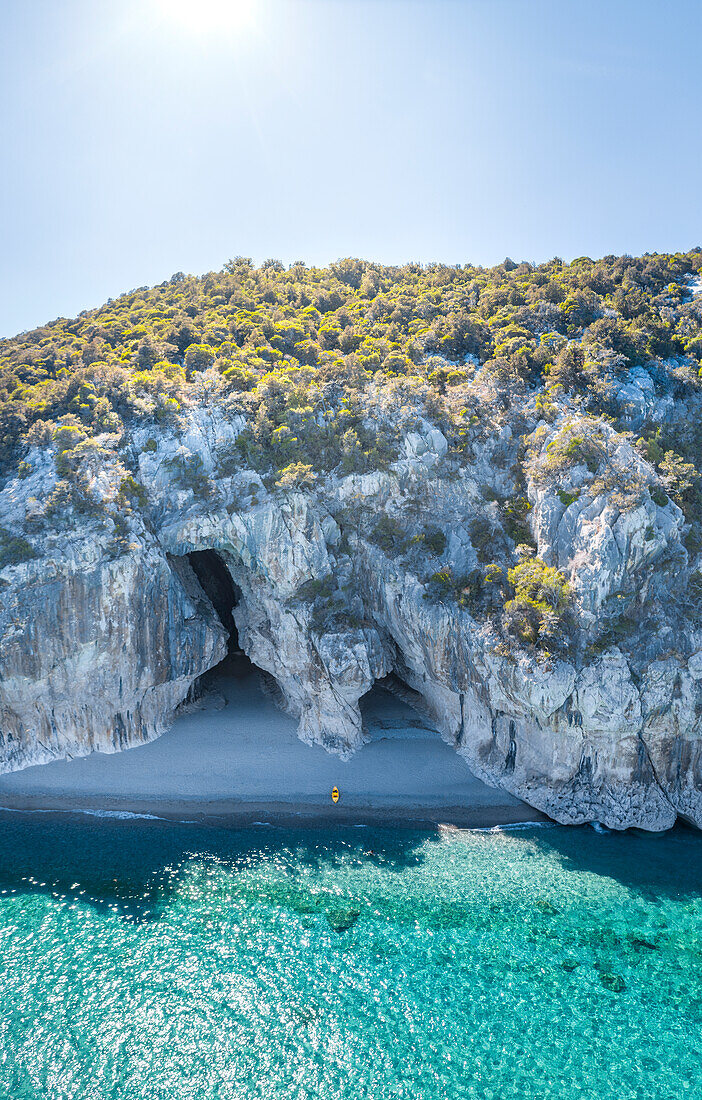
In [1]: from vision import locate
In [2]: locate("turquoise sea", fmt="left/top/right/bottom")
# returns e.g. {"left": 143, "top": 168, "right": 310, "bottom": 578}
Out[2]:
{"left": 0, "top": 816, "right": 700, "bottom": 1099}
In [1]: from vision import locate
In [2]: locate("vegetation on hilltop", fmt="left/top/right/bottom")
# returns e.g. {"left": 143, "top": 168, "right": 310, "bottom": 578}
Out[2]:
{"left": 2, "top": 250, "right": 702, "bottom": 652}
{"left": 1, "top": 251, "right": 701, "bottom": 475}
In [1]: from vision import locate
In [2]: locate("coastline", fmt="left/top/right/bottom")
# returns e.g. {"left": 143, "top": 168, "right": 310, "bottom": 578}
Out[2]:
{"left": 0, "top": 668, "right": 545, "bottom": 831}
{"left": 0, "top": 794, "right": 548, "bottom": 830}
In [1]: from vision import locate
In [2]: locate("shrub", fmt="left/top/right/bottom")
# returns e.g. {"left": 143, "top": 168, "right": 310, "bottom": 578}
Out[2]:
{"left": 501, "top": 495, "right": 534, "bottom": 546}
{"left": 483, "top": 562, "right": 504, "bottom": 585}
{"left": 0, "top": 528, "right": 36, "bottom": 569}
{"left": 222, "top": 365, "right": 257, "bottom": 390}
{"left": 274, "top": 462, "right": 317, "bottom": 491}
{"left": 423, "top": 528, "right": 447, "bottom": 555}
{"left": 370, "top": 514, "right": 406, "bottom": 554}
{"left": 504, "top": 557, "right": 572, "bottom": 647}
{"left": 167, "top": 454, "right": 213, "bottom": 498}
{"left": 689, "top": 570, "right": 702, "bottom": 603}
{"left": 469, "top": 515, "right": 494, "bottom": 559}
{"left": 184, "top": 343, "right": 216, "bottom": 372}
{"left": 423, "top": 562, "right": 506, "bottom": 611}
{"left": 528, "top": 420, "right": 604, "bottom": 486}
{"left": 410, "top": 527, "right": 447, "bottom": 555}
{"left": 545, "top": 429, "right": 601, "bottom": 474}
{"left": 658, "top": 450, "right": 702, "bottom": 526}
{"left": 118, "top": 475, "right": 148, "bottom": 508}
{"left": 294, "top": 574, "right": 335, "bottom": 603}
{"left": 52, "top": 424, "right": 87, "bottom": 451}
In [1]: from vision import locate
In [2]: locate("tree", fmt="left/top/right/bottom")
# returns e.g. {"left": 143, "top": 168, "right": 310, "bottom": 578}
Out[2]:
{"left": 660, "top": 450, "right": 697, "bottom": 501}
{"left": 184, "top": 343, "right": 216, "bottom": 372}
{"left": 275, "top": 462, "right": 317, "bottom": 491}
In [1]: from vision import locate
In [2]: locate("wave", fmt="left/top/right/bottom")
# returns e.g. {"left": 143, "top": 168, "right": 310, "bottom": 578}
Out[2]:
{"left": 0, "top": 805, "right": 167, "bottom": 822}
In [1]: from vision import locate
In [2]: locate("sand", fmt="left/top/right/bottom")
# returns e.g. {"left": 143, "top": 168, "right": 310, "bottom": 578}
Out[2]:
{"left": 0, "top": 660, "right": 544, "bottom": 827}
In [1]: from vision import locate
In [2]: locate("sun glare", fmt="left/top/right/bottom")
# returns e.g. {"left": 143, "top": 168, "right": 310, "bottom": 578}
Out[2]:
{"left": 155, "top": 0, "right": 257, "bottom": 34}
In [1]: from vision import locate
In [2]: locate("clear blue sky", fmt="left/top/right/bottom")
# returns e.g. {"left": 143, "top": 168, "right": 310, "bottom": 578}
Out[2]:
{"left": 1, "top": 0, "right": 701, "bottom": 337}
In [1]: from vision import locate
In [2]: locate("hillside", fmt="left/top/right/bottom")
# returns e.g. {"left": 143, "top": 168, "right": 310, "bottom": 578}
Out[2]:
{"left": 1, "top": 251, "right": 702, "bottom": 829}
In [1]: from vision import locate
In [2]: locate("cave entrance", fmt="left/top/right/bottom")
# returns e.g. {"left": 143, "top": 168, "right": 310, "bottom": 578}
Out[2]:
{"left": 187, "top": 549, "right": 248, "bottom": 681}
{"left": 173, "top": 548, "right": 280, "bottom": 721}
{"left": 359, "top": 673, "right": 438, "bottom": 742}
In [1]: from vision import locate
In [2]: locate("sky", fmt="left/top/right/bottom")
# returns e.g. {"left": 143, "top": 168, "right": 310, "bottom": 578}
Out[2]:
{"left": 1, "top": 0, "right": 701, "bottom": 338}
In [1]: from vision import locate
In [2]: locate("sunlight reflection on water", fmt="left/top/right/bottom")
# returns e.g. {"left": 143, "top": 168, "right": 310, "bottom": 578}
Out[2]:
{"left": 0, "top": 817, "right": 700, "bottom": 1099}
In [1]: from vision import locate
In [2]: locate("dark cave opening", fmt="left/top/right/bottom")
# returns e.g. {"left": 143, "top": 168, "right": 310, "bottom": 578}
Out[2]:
{"left": 182, "top": 549, "right": 283, "bottom": 709}
{"left": 186, "top": 549, "right": 246, "bottom": 682}
{"left": 359, "top": 673, "right": 438, "bottom": 742}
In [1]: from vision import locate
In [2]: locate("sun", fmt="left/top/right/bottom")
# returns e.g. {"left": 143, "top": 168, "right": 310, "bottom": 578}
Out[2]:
{"left": 155, "top": 0, "right": 257, "bottom": 34}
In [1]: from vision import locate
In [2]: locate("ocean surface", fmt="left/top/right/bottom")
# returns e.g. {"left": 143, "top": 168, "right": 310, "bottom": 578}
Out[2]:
{"left": 0, "top": 816, "right": 700, "bottom": 1099}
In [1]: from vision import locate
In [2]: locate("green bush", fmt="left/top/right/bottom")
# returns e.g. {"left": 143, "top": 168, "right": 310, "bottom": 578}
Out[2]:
{"left": 469, "top": 515, "right": 494, "bottom": 558}
{"left": 0, "top": 527, "right": 37, "bottom": 569}
{"left": 543, "top": 427, "right": 601, "bottom": 475}
{"left": 119, "top": 475, "right": 148, "bottom": 508}
{"left": 294, "top": 574, "right": 335, "bottom": 603}
{"left": 423, "top": 528, "right": 447, "bottom": 554}
{"left": 504, "top": 556, "right": 572, "bottom": 648}
{"left": 166, "top": 454, "right": 212, "bottom": 498}
{"left": 423, "top": 562, "right": 506, "bottom": 611}
{"left": 274, "top": 462, "right": 316, "bottom": 491}
{"left": 184, "top": 343, "right": 216, "bottom": 372}
{"left": 501, "top": 496, "right": 535, "bottom": 547}
{"left": 410, "top": 527, "right": 447, "bottom": 555}
{"left": 370, "top": 514, "right": 406, "bottom": 554}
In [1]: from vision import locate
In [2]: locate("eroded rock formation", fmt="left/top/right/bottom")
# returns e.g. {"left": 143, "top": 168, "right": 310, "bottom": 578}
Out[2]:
{"left": 1, "top": 406, "right": 700, "bottom": 830}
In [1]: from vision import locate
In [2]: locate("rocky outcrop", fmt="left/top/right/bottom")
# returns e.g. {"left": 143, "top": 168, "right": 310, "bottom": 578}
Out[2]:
{"left": 352, "top": 544, "right": 698, "bottom": 831}
{"left": 0, "top": 406, "right": 700, "bottom": 830}
{"left": 0, "top": 541, "right": 226, "bottom": 771}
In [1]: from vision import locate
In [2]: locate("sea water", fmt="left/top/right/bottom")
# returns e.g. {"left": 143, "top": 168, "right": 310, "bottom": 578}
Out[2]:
{"left": 0, "top": 816, "right": 700, "bottom": 1100}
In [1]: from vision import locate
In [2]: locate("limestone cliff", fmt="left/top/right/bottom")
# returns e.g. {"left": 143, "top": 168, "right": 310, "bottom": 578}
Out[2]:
{"left": 0, "top": 401, "right": 700, "bottom": 830}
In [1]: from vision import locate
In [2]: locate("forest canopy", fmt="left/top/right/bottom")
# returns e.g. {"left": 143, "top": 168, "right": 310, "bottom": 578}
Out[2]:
{"left": 4, "top": 249, "right": 702, "bottom": 654}
{"left": 1, "top": 249, "right": 701, "bottom": 499}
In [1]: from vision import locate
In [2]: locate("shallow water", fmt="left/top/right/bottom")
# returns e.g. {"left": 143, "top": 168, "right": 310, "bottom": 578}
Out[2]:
{"left": 0, "top": 817, "right": 700, "bottom": 1099}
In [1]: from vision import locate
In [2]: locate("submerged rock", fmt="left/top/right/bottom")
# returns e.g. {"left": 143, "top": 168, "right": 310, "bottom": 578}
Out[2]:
{"left": 323, "top": 904, "right": 361, "bottom": 933}
{"left": 535, "top": 899, "right": 560, "bottom": 916}
{"left": 598, "top": 971, "right": 627, "bottom": 993}
{"left": 628, "top": 936, "right": 659, "bottom": 952}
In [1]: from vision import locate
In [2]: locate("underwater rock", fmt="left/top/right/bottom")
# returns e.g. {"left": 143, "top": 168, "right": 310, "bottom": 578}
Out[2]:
{"left": 324, "top": 904, "right": 361, "bottom": 933}
{"left": 598, "top": 971, "right": 627, "bottom": 993}
{"left": 535, "top": 899, "right": 560, "bottom": 916}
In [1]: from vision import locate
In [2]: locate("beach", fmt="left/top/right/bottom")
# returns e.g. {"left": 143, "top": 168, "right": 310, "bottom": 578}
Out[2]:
{"left": 0, "top": 658, "right": 543, "bottom": 827}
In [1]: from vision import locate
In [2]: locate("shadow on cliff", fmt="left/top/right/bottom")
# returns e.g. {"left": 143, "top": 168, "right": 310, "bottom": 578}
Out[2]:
{"left": 528, "top": 821, "right": 702, "bottom": 901}
{"left": 0, "top": 815, "right": 440, "bottom": 924}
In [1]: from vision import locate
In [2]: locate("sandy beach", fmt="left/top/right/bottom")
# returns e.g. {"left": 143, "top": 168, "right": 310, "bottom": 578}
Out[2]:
{"left": 0, "top": 659, "right": 543, "bottom": 827}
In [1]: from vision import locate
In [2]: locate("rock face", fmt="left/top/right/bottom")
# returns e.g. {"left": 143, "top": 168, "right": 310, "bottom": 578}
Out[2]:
{"left": 0, "top": 544, "right": 226, "bottom": 772}
{"left": 1, "top": 406, "right": 700, "bottom": 830}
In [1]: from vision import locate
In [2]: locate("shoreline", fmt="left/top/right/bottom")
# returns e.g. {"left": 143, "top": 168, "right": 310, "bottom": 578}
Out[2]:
{"left": 0, "top": 793, "right": 549, "bottom": 830}
{"left": 0, "top": 669, "right": 545, "bottom": 832}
